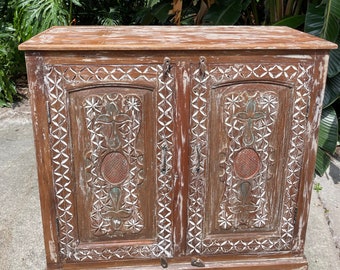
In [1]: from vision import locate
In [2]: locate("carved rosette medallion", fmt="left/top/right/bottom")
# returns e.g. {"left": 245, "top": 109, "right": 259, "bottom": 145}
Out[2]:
{"left": 101, "top": 152, "right": 129, "bottom": 185}
{"left": 84, "top": 93, "right": 144, "bottom": 238}
{"left": 218, "top": 91, "right": 278, "bottom": 230}
{"left": 234, "top": 148, "right": 261, "bottom": 179}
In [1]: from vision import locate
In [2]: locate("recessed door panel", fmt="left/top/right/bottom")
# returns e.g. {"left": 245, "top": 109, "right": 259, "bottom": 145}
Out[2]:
{"left": 70, "top": 87, "right": 155, "bottom": 243}
{"left": 67, "top": 83, "right": 176, "bottom": 260}
{"left": 208, "top": 82, "right": 292, "bottom": 236}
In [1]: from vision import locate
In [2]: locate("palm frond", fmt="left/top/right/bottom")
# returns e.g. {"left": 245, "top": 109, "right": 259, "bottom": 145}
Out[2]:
{"left": 15, "top": 0, "right": 70, "bottom": 40}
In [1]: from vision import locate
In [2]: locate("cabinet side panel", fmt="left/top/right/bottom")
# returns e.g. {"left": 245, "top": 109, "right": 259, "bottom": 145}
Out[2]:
{"left": 25, "top": 53, "right": 61, "bottom": 267}
{"left": 294, "top": 52, "right": 330, "bottom": 253}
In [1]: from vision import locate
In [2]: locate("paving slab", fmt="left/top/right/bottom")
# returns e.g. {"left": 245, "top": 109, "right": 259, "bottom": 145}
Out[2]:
{"left": 0, "top": 101, "right": 339, "bottom": 269}
{"left": 308, "top": 150, "right": 340, "bottom": 269}
{"left": 0, "top": 121, "right": 46, "bottom": 269}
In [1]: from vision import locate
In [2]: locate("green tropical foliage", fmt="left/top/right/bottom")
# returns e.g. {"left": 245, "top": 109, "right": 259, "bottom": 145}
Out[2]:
{"left": 14, "top": 0, "right": 80, "bottom": 41}
{"left": 0, "top": 27, "right": 17, "bottom": 107}
{"left": 303, "top": 0, "right": 340, "bottom": 175}
{"left": 0, "top": 0, "right": 339, "bottom": 175}
{"left": 0, "top": 0, "right": 24, "bottom": 106}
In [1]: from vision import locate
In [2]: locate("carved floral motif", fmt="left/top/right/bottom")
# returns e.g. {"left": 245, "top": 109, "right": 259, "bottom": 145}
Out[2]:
{"left": 84, "top": 93, "right": 144, "bottom": 238}
{"left": 218, "top": 91, "right": 278, "bottom": 230}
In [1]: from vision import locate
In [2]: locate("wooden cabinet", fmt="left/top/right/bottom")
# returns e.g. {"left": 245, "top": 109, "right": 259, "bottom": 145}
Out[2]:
{"left": 19, "top": 26, "right": 336, "bottom": 269}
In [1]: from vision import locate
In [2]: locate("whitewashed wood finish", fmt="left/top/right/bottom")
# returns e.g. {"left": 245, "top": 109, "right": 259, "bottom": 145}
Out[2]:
{"left": 19, "top": 26, "right": 336, "bottom": 51}
{"left": 19, "top": 26, "right": 336, "bottom": 269}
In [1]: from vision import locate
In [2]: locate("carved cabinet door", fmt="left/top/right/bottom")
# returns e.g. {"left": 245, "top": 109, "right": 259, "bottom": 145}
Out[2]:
{"left": 186, "top": 56, "right": 314, "bottom": 256}
{"left": 45, "top": 62, "right": 176, "bottom": 263}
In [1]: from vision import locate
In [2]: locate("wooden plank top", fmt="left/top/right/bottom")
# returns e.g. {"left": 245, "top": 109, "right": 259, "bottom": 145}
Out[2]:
{"left": 19, "top": 25, "right": 337, "bottom": 51}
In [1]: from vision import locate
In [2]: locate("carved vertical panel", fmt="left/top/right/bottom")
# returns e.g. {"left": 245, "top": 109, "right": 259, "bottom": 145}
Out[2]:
{"left": 155, "top": 57, "right": 175, "bottom": 257}
{"left": 83, "top": 93, "right": 144, "bottom": 238}
{"left": 187, "top": 61, "right": 314, "bottom": 255}
{"left": 187, "top": 57, "right": 210, "bottom": 254}
{"left": 45, "top": 63, "right": 175, "bottom": 261}
{"left": 46, "top": 66, "right": 75, "bottom": 258}
{"left": 218, "top": 90, "right": 278, "bottom": 231}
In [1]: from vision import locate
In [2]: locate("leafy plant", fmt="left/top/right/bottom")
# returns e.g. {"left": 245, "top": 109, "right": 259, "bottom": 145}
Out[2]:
{"left": 203, "top": 0, "right": 244, "bottom": 25}
{"left": 313, "top": 182, "right": 323, "bottom": 192}
{"left": 14, "top": 0, "right": 81, "bottom": 41}
{"left": 70, "top": 0, "right": 146, "bottom": 26}
{"left": 0, "top": 27, "right": 18, "bottom": 106}
{"left": 0, "top": 0, "right": 24, "bottom": 106}
{"left": 304, "top": 0, "right": 340, "bottom": 175}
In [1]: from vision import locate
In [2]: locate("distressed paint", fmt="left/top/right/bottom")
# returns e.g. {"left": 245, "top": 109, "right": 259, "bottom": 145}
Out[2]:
{"left": 19, "top": 26, "right": 337, "bottom": 51}
{"left": 19, "top": 26, "right": 336, "bottom": 269}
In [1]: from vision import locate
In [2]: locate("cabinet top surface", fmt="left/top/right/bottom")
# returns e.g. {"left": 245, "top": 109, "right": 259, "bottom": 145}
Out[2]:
{"left": 19, "top": 25, "right": 337, "bottom": 51}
